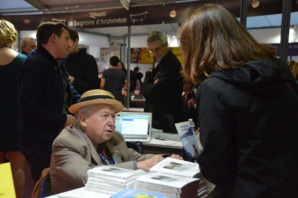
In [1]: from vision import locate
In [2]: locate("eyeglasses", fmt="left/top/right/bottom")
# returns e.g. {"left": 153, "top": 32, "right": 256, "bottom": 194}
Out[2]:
{"left": 149, "top": 47, "right": 163, "bottom": 53}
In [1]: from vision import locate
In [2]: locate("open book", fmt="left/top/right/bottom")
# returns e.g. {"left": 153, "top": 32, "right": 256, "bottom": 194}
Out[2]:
{"left": 149, "top": 157, "right": 200, "bottom": 178}
{"left": 134, "top": 158, "right": 201, "bottom": 198}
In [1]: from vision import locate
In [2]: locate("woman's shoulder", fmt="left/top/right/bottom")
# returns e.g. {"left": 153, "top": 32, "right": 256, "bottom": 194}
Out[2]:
{"left": 0, "top": 49, "right": 22, "bottom": 66}
{"left": 15, "top": 53, "right": 27, "bottom": 64}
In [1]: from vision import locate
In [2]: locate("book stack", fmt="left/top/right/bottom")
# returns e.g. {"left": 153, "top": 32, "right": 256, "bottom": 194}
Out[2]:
{"left": 134, "top": 173, "right": 199, "bottom": 198}
{"left": 134, "top": 158, "right": 201, "bottom": 198}
{"left": 84, "top": 166, "right": 146, "bottom": 196}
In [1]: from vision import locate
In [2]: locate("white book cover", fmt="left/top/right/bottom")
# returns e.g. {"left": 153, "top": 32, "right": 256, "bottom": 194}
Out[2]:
{"left": 175, "top": 121, "right": 201, "bottom": 161}
{"left": 84, "top": 186, "right": 119, "bottom": 196}
{"left": 85, "top": 178, "right": 127, "bottom": 190}
{"left": 85, "top": 177, "right": 135, "bottom": 187}
{"left": 149, "top": 157, "right": 200, "bottom": 178}
{"left": 85, "top": 181, "right": 124, "bottom": 193}
{"left": 135, "top": 182, "right": 180, "bottom": 196}
{"left": 135, "top": 173, "right": 199, "bottom": 193}
{"left": 87, "top": 166, "right": 146, "bottom": 180}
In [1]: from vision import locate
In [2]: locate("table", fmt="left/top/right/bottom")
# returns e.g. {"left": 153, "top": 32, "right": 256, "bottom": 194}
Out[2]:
{"left": 142, "top": 131, "right": 184, "bottom": 156}
{"left": 46, "top": 187, "right": 110, "bottom": 198}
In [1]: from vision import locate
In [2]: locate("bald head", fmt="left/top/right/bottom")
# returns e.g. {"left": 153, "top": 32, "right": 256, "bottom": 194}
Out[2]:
{"left": 20, "top": 37, "right": 36, "bottom": 55}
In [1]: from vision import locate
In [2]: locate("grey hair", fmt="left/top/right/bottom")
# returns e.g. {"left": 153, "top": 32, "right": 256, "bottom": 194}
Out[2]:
{"left": 75, "top": 105, "right": 97, "bottom": 126}
{"left": 147, "top": 30, "right": 168, "bottom": 46}
{"left": 20, "top": 37, "right": 35, "bottom": 49}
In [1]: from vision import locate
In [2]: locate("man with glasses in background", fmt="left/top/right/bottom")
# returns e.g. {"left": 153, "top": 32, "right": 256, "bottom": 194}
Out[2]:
{"left": 142, "top": 30, "right": 183, "bottom": 133}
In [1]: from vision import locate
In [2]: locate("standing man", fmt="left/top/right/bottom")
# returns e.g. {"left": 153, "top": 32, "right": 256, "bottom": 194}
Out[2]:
{"left": 66, "top": 28, "right": 100, "bottom": 95}
{"left": 142, "top": 31, "right": 183, "bottom": 133}
{"left": 20, "top": 37, "right": 36, "bottom": 55}
{"left": 100, "top": 56, "right": 127, "bottom": 104}
{"left": 18, "top": 22, "right": 81, "bottom": 182}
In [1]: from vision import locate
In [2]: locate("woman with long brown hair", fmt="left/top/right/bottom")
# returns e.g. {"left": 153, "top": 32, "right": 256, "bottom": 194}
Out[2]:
{"left": 178, "top": 4, "right": 298, "bottom": 198}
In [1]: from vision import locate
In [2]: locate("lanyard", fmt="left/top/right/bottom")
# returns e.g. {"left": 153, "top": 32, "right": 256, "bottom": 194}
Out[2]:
{"left": 98, "top": 145, "right": 117, "bottom": 165}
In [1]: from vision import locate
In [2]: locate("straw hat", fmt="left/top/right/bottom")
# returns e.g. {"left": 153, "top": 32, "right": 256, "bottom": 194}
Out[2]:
{"left": 69, "top": 89, "right": 124, "bottom": 114}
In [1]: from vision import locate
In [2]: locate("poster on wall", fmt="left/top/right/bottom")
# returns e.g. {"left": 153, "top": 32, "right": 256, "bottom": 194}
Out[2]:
{"left": 130, "top": 47, "right": 153, "bottom": 64}
{"left": 169, "top": 47, "right": 185, "bottom": 65}
{"left": 130, "top": 47, "right": 185, "bottom": 64}
{"left": 140, "top": 48, "right": 153, "bottom": 64}
{"left": 110, "top": 44, "right": 121, "bottom": 63}
{"left": 99, "top": 47, "right": 109, "bottom": 72}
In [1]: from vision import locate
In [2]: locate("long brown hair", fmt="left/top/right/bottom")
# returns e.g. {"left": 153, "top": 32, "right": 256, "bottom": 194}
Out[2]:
{"left": 178, "top": 4, "right": 276, "bottom": 84}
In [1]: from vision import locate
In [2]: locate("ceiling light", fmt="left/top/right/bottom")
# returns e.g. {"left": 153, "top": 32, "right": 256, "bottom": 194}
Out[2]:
{"left": 252, "top": 0, "right": 260, "bottom": 8}
{"left": 23, "top": 19, "right": 31, "bottom": 24}
{"left": 170, "top": 9, "right": 176, "bottom": 18}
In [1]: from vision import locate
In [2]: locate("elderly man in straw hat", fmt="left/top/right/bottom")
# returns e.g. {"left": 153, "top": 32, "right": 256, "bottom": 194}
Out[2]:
{"left": 50, "top": 89, "right": 182, "bottom": 194}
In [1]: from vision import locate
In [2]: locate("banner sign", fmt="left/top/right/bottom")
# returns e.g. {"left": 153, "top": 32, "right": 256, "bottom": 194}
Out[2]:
{"left": 1, "top": 0, "right": 289, "bottom": 32}
{"left": 1, "top": 1, "right": 210, "bottom": 31}
{"left": 270, "top": 43, "right": 298, "bottom": 56}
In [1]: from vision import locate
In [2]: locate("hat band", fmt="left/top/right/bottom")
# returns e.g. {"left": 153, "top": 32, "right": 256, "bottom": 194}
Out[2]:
{"left": 80, "top": 95, "right": 113, "bottom": 102}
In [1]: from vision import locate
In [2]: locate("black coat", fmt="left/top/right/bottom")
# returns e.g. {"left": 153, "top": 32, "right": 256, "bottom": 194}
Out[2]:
{"left": 18, "top": 46, "right": 81, "bottom": 155}
{"left": 65, "top": 48, "right": 99, "bottom": 95}
{"left": 196, "top": 58, "right": 298, "bottom": 198}
{"left": 142, "top": 50, "right": 183, "bottom": 132}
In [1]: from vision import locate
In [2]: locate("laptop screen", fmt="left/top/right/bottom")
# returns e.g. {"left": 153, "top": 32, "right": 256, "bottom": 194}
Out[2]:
{"left": 115, "top": 112, "right": 152, "bottom": 142}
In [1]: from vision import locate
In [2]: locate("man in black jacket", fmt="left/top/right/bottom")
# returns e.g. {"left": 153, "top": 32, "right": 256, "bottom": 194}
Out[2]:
{"left": 66, "top": 28, "right": 99, "bottom": 95}
{"left": 142, "top": 31, "right": 183, "bottom": 133}
{"left": 18, "top": 23, "right": 81, "bottom": 183}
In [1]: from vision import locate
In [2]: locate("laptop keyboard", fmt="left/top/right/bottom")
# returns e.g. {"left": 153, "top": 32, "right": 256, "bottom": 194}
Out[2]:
{"left": 125, "top": 138, "right": 149, "bottom": 142}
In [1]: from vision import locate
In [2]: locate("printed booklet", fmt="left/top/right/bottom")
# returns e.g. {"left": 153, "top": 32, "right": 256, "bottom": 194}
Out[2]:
{"left": 175, "top": 121, "right": 201, "bottom": 161}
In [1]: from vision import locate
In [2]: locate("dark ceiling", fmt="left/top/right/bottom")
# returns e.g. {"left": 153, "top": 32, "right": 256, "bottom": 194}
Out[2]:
{"left": 1, "top": 0, "right": 297, "bottom": 17}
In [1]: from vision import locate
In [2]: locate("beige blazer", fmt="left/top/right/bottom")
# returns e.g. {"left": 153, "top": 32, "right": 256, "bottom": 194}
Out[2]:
{"left": 50, "top": 125, "right": 155, "bottom": 194}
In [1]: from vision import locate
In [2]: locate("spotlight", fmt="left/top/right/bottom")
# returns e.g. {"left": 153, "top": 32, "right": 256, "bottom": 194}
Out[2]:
{"left": 252, "top": 0, "right": 260, "bottom": 8}
{"left": 170, "top": 9, "right": 176, "bottom": 18}
{"left": 23, "top": 19, "right": 31, "bottom": 24}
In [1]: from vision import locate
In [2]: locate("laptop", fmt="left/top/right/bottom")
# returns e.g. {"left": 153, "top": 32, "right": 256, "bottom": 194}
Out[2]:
{"left": 115, "top": 112, "right": 152, "bottom": 142}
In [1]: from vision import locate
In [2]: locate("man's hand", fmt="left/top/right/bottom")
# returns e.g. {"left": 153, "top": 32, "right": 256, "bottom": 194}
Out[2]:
{"left": 188, "top": 98, "right": 195, "bottom": 109}
{"left": 64, "top": 114, "right": 75, "bottom": 127}
{"left": 68, "top": 75, "right": 75, "bottom": 84}
{"left": 169, "top": 154, "right": 183, "bottom": 160}
{"left": 137, "top": 155, "right": 164, "bottom": 172}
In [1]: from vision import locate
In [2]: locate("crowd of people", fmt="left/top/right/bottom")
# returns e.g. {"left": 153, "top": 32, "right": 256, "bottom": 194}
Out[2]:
{"left": 1, "top": 3, "right": 298, "bottom": 198}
